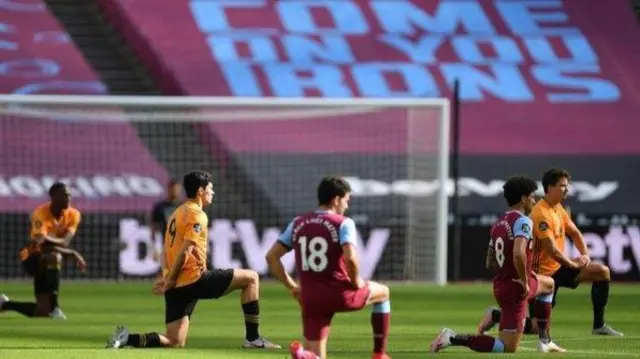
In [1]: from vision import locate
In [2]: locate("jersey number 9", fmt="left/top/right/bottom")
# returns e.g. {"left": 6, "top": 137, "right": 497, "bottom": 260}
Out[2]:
{"left": 168, "top": 218, "right": 177, "bottom": 247}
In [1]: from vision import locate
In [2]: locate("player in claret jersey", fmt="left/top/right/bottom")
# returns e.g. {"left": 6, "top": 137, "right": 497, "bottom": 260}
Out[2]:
{"left": 481, "top": 169, "right": 623, "bottom": 337}
{"left": 266, "top": 176, "right": 391, "bottom": 359}
{"left": 430, "top": 176, "right": 565, "bottom": 354}
{"left": 106, "top": 171, "right": 280, "bottom": 350}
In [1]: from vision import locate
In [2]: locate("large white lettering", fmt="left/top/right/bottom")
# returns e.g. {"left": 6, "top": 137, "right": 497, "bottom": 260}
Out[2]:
{"left": 345, "top": 176, "right": 618, "bottom": 202}
{"left": 190, "top": 0, "right": 621, "bottom": 102}
{"left": 119, "top": 219, "right": 390, "bottom": 279}
{"left": 565, "top": 226, "right": 640, "bottom": 275}
{"left": 0, "top": 174, "right": 163, "bottom": 198}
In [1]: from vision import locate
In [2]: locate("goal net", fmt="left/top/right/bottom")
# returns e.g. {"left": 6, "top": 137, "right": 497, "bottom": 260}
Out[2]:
{"left": 0, "top": 95, "right": 450, "bottom": 284}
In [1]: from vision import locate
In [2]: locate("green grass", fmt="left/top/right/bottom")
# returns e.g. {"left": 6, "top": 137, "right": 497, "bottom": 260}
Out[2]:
{"left": 0, "top": 281, "right": 638, "bottom": 358}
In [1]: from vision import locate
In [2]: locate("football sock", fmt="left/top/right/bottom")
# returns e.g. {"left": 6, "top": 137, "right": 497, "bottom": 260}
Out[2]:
{"left": 491, "top": 308, "right": 501, "bottom": 323}
{"left": 523, "top": 301, "right": 535, "bottom": 334}
{"left": 371, "top": 300, "right": 391, "bottom": 354}
{"left": 552, "top": 285, "right": 560, "bottom": 308}
{"left": 451, "top": 334, "right": 504, "bottom": 353}
{"left": 126, "top": 332, "right": 162, "bottom": 348}
{"left": 242, "top": 300, "right": 260, "bottom": 341}
{"left": 535, "top": 293, "right": 553, "bottom": 343}
{"left": 1, "top": 301, "right": 36, "bottom": 317}
{"left": 592, "top": 281, "right": 610, "bottom": 329}
{"left": 524, "top": 317, "right": 534, "bottom": 334}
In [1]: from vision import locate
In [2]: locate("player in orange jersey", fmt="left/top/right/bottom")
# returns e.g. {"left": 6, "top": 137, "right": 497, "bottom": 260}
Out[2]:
{"left": 478, "top": 168, "right": 623, "bottom": 336}
{"left": 0, "top": 182, "right": 86, "bottom": 319}
{"left": 106, "top": 171, "right": 280, "bottom": 349}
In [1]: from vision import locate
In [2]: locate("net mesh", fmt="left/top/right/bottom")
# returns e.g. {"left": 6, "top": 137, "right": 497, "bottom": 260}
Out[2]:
{"left": 0, "top": 98, "right": 448, "bottom": 282}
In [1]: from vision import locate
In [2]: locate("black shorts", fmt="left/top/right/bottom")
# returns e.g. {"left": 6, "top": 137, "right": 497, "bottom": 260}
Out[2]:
{"left": 22, "top": 252, "right": 41, "bottom": 277}
{"left": 552, "top": 266, "right": 581, "bottom": 289}
{"left": 164, "top": 268, "right": 234, "bottom": 324}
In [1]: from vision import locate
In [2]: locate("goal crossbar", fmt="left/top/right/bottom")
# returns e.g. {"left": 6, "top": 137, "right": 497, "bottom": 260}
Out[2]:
{"left": 0, "top": 94, "right": 449, "bottom": 108}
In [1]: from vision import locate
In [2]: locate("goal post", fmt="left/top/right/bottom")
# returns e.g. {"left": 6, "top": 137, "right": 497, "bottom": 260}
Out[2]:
{"left": 0, "top": 95, "right": 450, "bottom": 285}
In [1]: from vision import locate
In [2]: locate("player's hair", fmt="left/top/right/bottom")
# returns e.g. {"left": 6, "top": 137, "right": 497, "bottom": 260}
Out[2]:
{"left": 48, "top": 182, "right": 67, "bottom": 197}
{"left": 503, "top": 176, "right": 538, "bottom": 206}
{"left": 317, "top": 176, "right": 351, "bottom": 206}
{"left": 183, "top": 171, "right": 212, "bottom": 199}
{"left": 542, "top": 168, "right": 571, "bottom": 193}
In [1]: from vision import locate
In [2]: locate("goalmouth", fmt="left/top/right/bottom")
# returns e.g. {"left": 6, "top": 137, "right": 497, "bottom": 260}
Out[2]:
{"left": 0, "top": 95, "right": 450, "bottom": 285}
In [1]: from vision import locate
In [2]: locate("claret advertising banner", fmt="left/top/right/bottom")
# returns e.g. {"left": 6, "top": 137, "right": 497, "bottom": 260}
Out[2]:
{"left": 100, "top": 0, "right": 640, "bottom": 154}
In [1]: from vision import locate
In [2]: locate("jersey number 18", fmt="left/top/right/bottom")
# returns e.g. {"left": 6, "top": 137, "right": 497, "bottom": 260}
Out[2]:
{"left": 298, "top": 236, "right": 328, "bottom": 272}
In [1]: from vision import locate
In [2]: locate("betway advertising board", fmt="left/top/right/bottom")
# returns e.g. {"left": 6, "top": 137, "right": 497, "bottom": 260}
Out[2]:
{"left": 3, "top": 213, "right": 640, "bottom": 282}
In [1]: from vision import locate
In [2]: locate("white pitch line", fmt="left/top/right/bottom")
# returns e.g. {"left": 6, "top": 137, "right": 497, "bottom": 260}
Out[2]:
{"left": 521, "top": 335, "right": 640, "bottom": 344}
{"left": 520, "top": 347, "right": 640, "bottom": 357}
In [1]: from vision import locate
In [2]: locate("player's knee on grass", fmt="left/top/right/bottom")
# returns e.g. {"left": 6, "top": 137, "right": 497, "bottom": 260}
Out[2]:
{"left": 499, "top": 332, "right": 522, "bottom": 353}
{"left": 167, "top": 338, "right": 186, "bottom": 348}
{"left": 305, "top": 339, "right": 327, "bottom": 359}
{"left": 34, "top": 294, "right": 52, "bottom": 316}
{"left": 166, "top": 318, "right": 189, "bottom": 347}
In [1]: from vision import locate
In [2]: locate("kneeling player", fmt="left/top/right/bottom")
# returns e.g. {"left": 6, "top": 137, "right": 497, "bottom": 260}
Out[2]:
{"left": 1, "top": 182, "right": 86, "bottom": 319}
{"left": 266, "top": 176, "right": 391, "bottom": 359}
{"left": 106, "top": 171, "right": 280, "bottom": 349}
{"left": 430, "top": 176, "right": 564, "bottom": 354}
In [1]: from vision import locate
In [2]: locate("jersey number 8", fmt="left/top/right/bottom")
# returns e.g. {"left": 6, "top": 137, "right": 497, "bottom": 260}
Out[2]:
{"left": 494, "top": 237, "right": 505, "bottom": 268}
{"left": 299, "top": 236, "right": 328, "bottom": 272}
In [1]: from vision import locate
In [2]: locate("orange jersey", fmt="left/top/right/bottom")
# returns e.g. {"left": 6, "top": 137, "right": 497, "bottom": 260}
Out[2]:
{"left": 163, "top": 200, "right": 208, "bottom": 287}
{"left": 531, "top": 200, "right": 571, "bottom": 275}
{"left": 21, "top": 203, "right": 81, "bottom": 260}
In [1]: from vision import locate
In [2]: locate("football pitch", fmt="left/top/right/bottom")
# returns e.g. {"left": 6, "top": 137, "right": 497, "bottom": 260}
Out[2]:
{"left": 0, "top": 282, "right": 638, "bottom": 358}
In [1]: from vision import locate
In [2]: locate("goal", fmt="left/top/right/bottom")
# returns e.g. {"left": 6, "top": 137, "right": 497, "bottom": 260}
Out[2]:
{"left": 0, "top": 95, "right": 450, "bottom": 285}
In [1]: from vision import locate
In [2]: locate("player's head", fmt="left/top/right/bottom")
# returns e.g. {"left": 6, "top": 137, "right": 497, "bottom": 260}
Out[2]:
{"left": 167, "top": 180, "right": 182, "bottom": 201}
{"left": 542, "top": 168, "right": 571, "bottom": 203}
{"left": 502, "top": 176, "right": 538, "bottom": 213}
{"left": 49, "top": 182, "right": 70, "bottom": 209}
{"left": 317, "top": 176, "right": 352, "bottom": 215}
{"left": 183, "top": 171, "right": 214, "bottom": 205}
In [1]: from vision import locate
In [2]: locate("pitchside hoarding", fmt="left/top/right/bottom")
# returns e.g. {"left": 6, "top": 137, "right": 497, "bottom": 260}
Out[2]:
{"left": 3, "top": 213, "right": 640, "bottom": 281}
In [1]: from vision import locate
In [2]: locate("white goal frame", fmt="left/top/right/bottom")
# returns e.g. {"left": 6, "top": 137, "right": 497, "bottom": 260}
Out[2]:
{"left": 0, "top": 95, "right": 450, "bottom": 285}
